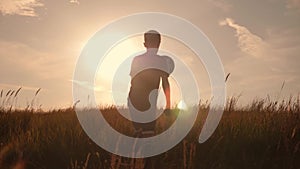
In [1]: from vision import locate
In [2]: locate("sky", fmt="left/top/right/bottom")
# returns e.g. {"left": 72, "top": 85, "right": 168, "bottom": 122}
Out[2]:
{"left": 0, "top": 0, "right": 299, "bottom": 109}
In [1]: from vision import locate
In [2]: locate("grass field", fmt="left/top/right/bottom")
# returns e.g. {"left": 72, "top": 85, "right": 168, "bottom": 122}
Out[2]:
{"left": 0, "top": 95, "right": 299, "bottom": 169}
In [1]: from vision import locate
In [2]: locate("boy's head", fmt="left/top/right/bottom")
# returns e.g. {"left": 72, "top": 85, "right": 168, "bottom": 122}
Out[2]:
{"left": 144, "top": 30, "right": 161, "bottom": 49}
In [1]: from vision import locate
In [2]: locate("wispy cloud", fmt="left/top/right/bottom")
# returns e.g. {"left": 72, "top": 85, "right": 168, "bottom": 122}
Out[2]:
{"left": 219, "top": 18, "right": 267, "bottom": 57}
{"left": 0, "top": 0, "right": 43, "bottom": 17}
{"left": 286, "top": 0, "right": 300, "bottom": 10}
{"left": 0, "top": 40, "right": 71, "bottom": 80}
{"left": 70, "top": 80, "right": 109, "bottom": 92}
{"left": 69, "top": 0, "right": 80, "bottom": 5}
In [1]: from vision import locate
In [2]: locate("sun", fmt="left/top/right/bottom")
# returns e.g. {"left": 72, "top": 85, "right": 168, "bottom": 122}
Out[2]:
{"left": 94, "top": 35, "right": 144, "bottom": 106}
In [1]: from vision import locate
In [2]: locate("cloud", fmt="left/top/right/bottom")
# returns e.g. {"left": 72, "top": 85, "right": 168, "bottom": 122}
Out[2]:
{"left": 221, "top": 18, "right": 300, "bottom": 100}
{"left": 69, "top": 0, "right": 80, "bottom": 5}
{"left": 0, "top": 40, "right": 72, "bottom": 80}
{"left": 0, "top": 0, "right": 43, "bottom": 17}
{"left": 70, "top": 80, "right": 108, "bottom": 92}
{"left": 286, "top": 0, "right": 300, "bottom": 10}
{"left": 0, "top": 40, "right": 75, "bottom": 108}
{"left": 219, "top": 18, "right": 268, "bottom": 58}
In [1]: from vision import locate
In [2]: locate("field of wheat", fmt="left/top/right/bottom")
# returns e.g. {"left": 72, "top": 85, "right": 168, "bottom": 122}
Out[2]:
{"left": 0, "top": 89, "right": 299, "bottom": 169}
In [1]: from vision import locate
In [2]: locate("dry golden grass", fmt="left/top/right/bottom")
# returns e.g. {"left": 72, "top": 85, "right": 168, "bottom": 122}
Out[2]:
{"left": 0, "top": 93, "right": 299, "bottom": 169}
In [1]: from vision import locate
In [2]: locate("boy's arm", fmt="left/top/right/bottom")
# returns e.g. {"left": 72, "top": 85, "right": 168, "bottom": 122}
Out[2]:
{"left": 129, "top": 58, "right": 137, "bottom": 77}
{"left": 162, "top": 75, "right": 170, "bottom": 109}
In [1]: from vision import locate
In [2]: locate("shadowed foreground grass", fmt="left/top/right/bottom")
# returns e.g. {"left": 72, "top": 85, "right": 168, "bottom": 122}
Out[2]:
{"left": 0, "top": 98, "right": 299, "bottom": 169}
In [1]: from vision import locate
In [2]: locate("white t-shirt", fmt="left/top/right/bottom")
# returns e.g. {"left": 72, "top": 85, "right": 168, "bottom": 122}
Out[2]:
{"left": 130, "top": 53, "right": 175, "bottom": 77}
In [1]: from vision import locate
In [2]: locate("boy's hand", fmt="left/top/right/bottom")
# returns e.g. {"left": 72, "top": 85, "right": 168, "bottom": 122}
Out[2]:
{"left": 164, "top": 108, "right": 172, "bottom": 116}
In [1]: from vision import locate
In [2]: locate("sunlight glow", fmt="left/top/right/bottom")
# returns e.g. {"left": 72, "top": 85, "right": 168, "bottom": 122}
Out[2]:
{"left": 94, "top": 35, "right": 143, "bottom": 106}
{"left": 177, "top": 100, "right": 187, "bottom": 110}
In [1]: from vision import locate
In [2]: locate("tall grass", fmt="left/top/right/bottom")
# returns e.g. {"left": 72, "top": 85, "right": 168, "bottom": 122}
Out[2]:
{"left": 0, "top": 92, "right": 299, "bottom": 169}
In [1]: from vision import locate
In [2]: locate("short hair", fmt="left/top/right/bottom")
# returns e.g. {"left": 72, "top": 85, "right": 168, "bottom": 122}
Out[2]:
{"left": 144, "top": 30, "right": 161, "bottom": 45}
